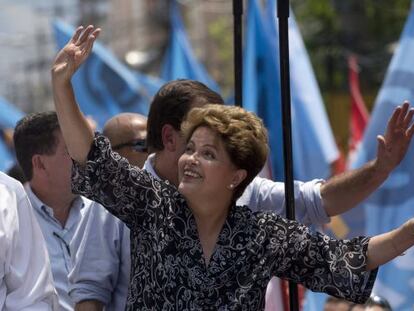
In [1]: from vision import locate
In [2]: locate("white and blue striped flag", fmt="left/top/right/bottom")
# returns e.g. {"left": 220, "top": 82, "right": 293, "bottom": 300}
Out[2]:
{"left": 348, "top": 3, "right": 414, "bottom": 310}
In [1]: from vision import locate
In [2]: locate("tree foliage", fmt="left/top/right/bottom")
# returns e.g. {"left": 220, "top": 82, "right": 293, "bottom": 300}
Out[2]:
{"left": 291, "top": 0, "right": 412, "bottom": 92}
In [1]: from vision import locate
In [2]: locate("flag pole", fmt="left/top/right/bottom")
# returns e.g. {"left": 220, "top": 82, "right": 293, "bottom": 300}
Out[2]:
{"left": 277, "top": 1, "right": 299, "bottom": 311}
{"left": 233, "top": 0, "right": 243, "bottom": 107}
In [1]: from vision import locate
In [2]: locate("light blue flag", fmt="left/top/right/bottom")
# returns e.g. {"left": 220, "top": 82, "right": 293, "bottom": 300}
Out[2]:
{"left": 53, "top": 20, "right": 163, "bottom": 128}
{"left": 0, "top": 97, "right": 25, "bottom": 172}
{"left": 266, "top": 0, "right": 338, "bottom": 181}
{"left": 245, "top": 2, "right": 338, "bottom": 308}
{"left": 0, "top": 139, "right": 14, "bottom": 172}
{"left": 243, "top": 0, "right": 284, "bottom": 180}
{"left": 346, "top": 4, "right": 414, "bottom": 310}
{"left": 0, "top": 97, "right": 25, "bottom": 129}
{"left": 244, "top": 0, "right": 338, "bottom": 181}
{"left": 161, "top": 0, "right": 220, "bottom": 93}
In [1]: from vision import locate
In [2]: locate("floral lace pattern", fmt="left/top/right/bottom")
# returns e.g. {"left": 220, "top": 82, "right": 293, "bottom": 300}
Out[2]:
{"left": 72, "top": 135, "right": 377, "bottom": 311}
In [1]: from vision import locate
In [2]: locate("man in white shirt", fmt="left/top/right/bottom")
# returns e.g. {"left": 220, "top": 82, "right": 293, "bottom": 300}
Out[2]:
{"left": 13, "top": 111, "right": 104, "bottom": 311}
{"left": 69, "top": 79, "right": 414, "bottom": 311}
{"left": 0, "top": 171, "right": 58, "bottom": 310}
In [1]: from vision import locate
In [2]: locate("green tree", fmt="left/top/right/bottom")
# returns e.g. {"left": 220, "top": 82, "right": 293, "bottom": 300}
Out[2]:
{"left": 292, "top": 0, "right": 411, "bottom": 92}
{"left": 291, "top": 0, "right": 411, "bottom": 152}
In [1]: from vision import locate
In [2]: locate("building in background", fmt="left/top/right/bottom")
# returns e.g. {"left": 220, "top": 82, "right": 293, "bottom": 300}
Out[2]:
{"left": 0, "top": 0, "right": 79, "bottom": 112}
{"left": 107, "top": 0, "right": 169, "bottom": 73}
{"left": 0, "top": 0, "right": 155, "bottom": 113}
{"left": 0, "top": 0, "right": 231, "bottom": 114}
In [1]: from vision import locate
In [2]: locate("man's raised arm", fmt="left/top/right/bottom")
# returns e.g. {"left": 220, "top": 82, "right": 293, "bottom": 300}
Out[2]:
{"left": 322, "top": 101, "right": 414, "bottom": 216}
{"left": 51, "top": 25, "right": 100, "bottom": 165}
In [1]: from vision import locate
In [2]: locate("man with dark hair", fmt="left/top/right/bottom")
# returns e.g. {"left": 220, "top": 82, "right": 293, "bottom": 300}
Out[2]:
{"left": 147, "top": 79, "right": 224, "bottom": 151}
{"left": 14, "top": 112, "right": 61, "bottom": 182}
{"left": 146, "top": 79, "right": 224, "bottom": 185}
{"left": 13, "top": 111, "right": 104, "bottom": 311}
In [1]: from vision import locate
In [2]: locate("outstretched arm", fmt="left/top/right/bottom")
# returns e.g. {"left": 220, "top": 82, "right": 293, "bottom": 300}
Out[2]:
{"left": 51, "top": 25, "right": 100, "bottom": 164}
{"left": 322, "top": 101, "right": 414, "bottom": 216}
{"left": 367, "top": 218, "right": 414, "bottom": 270}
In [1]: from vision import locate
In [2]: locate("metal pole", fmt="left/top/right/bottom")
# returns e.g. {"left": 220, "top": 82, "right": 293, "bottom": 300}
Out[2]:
{"left": 233, "top": 0, "right": 243, "bottom": 107}
{"left": 277, "top": 1, "right": 299, "bottom": 310}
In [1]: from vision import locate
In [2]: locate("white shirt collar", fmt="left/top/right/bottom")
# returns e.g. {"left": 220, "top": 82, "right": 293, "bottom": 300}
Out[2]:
{"left": 143, "top": 153, "right": 162, "bottom": 181}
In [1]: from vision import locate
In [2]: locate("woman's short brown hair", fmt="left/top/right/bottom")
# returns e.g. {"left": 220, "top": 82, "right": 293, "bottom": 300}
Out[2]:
{"left": 182, "top": 104, "right": 269, "bottom": 200}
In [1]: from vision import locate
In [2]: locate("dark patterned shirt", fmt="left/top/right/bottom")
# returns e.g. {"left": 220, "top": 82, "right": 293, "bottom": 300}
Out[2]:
{"left": 72, "top": 135, "right": 377, "bottom": 311}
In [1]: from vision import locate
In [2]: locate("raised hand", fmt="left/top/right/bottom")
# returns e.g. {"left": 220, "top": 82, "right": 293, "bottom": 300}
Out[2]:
{"left": 51, "top": 25, "right": 100, "bottom": 83}
{"left": 321, "top": 101, "right": 414, "bottom": 217}
{"left": 376, "top": 101, "right": 414, "bottom": 173}
{"left": 51, "top": 25, "right": 100, "bottom": 164}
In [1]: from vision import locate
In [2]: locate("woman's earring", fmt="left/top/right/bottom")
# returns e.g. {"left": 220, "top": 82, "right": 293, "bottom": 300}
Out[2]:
{"left": 228, "top": 184, "right": 235, "bottom": 189}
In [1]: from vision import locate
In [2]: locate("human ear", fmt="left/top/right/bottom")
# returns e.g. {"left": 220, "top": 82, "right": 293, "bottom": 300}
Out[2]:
{"left": 31, "top": 154, "right": 48, "bottom": 179}
{"left": 161, "top": 124, "right": 180, "bottom": 152}
{"left": 32, "top": 154, "right": 46, "bottom": 171}
{"left": 231, "top": 169, "right": 247, "bottom": 189}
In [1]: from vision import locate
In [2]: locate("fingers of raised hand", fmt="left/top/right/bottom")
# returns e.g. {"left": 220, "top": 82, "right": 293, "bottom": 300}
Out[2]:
{"left": 388, "top": 102, "right": 414, "bottom": 136}
{"left": 76, "top": 25, "right": 92, "bottom": 44}
{"left": 65, "top": 25, "right": 100, "bottom": 63}
{"left": 86, "top": 28, "right": 101, "bottom": 46}
{"left": 406, "top": 123, "right": 414, "bottom": 140}
{"left": 81, "top": 28, "right": 100, "bottom": 56}
{"left": 388, "top": 105, "right": 402, "bottom": 129}
{"left": 402, "top": 108, "right": 414, "bottom": 130}
{"left": 377, "top": 135, "right": 386, "bottom": 148}
{"left": 74, "top": 25, "right": 99, "bottom": 46}
{"left": 91, "top": 28, "right": 101, "bottom": 41}
{"left": 397, "top": 101, "right": 410, "bottom": 124}
{"left": 70, "top": 26, "right": 84, "bottom": 44}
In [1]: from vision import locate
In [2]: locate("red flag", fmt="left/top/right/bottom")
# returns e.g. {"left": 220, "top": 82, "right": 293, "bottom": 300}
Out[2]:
{"left": 331, "top": 146, "right": 347, "bottom": 175}
{"left": 348, "top": 55, "right": 369, "bottom": 164}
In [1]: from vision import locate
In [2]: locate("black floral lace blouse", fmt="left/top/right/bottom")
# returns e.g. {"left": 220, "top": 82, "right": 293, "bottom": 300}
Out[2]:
{"left": 72, "top": 135, "right": 377, "bottom": 311}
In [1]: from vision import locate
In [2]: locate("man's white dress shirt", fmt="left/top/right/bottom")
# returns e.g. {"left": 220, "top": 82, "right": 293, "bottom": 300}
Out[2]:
{"left": 0, "top": 172, "right": 58, "bottom": 310}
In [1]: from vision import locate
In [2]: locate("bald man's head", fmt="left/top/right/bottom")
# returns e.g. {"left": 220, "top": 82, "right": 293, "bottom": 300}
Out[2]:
{"left": 103, "top": 113, "right": 148, "bottom": 168}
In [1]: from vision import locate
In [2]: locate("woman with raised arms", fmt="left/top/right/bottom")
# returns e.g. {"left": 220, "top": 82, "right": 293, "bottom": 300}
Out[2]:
{"left": 52, "top": 25, "right": 414, "bottom": 311}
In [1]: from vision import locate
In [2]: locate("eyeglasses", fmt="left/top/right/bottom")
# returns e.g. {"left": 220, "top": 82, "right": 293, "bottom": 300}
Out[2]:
{"left": 112, "top": 139, "right": 148, "bottom": 153}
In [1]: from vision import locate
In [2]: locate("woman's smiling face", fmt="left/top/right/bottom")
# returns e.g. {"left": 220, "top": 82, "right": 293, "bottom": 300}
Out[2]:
{"left": 178, "top": 126, "right": 244, "bottom": 203}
